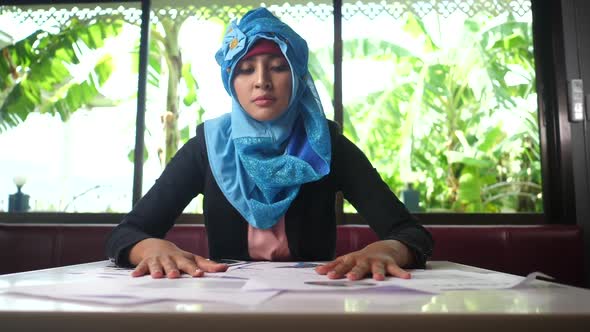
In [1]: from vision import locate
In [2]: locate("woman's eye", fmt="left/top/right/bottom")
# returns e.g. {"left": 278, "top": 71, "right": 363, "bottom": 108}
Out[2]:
{"left": 271, "top": 64, "right": 290, "bottom": 72}
{"left": 236, "top": 67, "right": 254, "bottom": 75}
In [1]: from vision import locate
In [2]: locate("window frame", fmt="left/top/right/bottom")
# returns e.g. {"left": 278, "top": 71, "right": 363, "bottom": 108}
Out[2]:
{"left": 0, "top": 0, "right": 570, "bottom": 225}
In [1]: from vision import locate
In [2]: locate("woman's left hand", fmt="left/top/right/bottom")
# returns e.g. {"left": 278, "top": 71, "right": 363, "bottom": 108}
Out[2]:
{"left": 315, "top": 240, "right": 413, "bottom": 281}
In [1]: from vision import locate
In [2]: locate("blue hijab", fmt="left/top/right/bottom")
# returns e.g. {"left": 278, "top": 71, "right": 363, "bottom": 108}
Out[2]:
{"left": 204, "top": 8, "right": 331, "bottom": 229}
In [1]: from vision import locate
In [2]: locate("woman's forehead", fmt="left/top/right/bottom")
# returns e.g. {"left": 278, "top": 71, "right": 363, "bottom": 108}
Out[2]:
{"left": 239, "top": 54, "right": 287, "bottom": 63}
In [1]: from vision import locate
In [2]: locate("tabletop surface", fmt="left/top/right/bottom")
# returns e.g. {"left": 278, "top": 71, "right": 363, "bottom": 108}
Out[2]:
{"left": 1, "top": 261, "right": 589, "bottom": 332}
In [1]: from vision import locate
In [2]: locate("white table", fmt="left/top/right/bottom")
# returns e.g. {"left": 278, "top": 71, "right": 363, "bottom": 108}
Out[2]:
{"left": 1, "top": 261, "right": 589, "bottom": 332}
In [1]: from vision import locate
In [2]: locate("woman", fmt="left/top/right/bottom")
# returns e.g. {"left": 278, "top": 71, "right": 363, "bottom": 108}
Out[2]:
{"left": 106, "top": 7, "right": 433, "bottom": 281}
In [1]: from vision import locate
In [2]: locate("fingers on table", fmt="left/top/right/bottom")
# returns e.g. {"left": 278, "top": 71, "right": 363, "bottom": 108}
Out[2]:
{"left": 314, "top": 258, "right": 411, "bottom": 281}
{"left": 327, "top": 258, "right": 357, "bottom": 279}
{"left": 334, "top": 261, "right": 409, "bottom": 280}
{"left": 370, "top": 261, "right": 387, "bottom": 281}
{"left": 131, "top": 260, "right": 150, "bottom": 277}
{"left": 194, "top": 256, "right": 229, "bottom": 273}
{"left": 315, "top": 260, "right": 341, "bottom": 275}
{"left": 345, "top": 261, "right": 371, "bottom": 281}
{"left": 350, "top": 261, "right": 410, "bottom": 280}
{"left": 162, "top": 256, "right": 184, "bottom": 278}
{"left": 132, "top": 256, "right": 202, "bottom": 278}
{"left": 175, "top": 258, "right": 202, "bottom": 277}
{"left": 315, "top": 257, "right": 367, "bottom": 279}
{"left": 134, "top": 258, "right": 166, "bottom": 278}
{"left": 386, "top": 262, "right": 411, "bottom": 279}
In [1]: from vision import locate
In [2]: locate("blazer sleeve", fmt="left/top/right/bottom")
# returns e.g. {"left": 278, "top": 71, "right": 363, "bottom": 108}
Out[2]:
{"left": 105, "top": 125, "right": 207, "bottom": 267}
{"left": 330, "top": 124, "right": 434, "bottom": 268}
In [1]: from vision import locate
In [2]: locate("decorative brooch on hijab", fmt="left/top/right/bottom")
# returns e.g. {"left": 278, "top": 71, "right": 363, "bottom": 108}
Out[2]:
{"left": 204, "top": 7, "right": 331, "bottom": 229}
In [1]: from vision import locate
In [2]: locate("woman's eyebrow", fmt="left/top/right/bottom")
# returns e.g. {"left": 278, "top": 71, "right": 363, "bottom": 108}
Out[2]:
{"left": 241, "top": 54, "right": 285, "bottom": 61}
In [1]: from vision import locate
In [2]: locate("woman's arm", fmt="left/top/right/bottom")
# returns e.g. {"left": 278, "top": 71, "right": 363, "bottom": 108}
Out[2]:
{"left": 105, "top": 126, "right": 228, "bottom": 277}
{"left": 316, "top": 125, "right": 433, "bottom": 280}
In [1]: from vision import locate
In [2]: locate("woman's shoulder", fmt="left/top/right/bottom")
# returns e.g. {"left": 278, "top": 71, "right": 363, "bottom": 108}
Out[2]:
{"left": 194, "top": 114, "right": 232, "bottom": 154}
{"left": 196, "top": 122, "right": 205, "bottom": 139}
{"left": 179, "top": 122, "right": 209, "bottom": 155}
{"left": 326, "top": 119, "right": 342, "bottom": 139}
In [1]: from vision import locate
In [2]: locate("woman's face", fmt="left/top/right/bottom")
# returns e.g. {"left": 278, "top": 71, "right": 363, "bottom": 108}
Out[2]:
{"left": 233, "top": 54, "right": 292, "bottom": 121}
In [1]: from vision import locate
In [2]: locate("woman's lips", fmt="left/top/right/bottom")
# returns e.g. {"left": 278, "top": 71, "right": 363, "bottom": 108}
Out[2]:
{"left": 253, "top": 97, "right": 275, "bottom": 106}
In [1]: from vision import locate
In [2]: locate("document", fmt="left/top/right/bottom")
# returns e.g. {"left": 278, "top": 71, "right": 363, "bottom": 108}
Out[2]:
{"left": 0, "top": 261, "right": 552, "bottom": 307}
{"left": 2, "top": 280, "right": 278, "bottom": 306}
{"left": 219, "top": 262, "right": 549, "bottom": 293}
{"left": 71, "top": 261, "right": 551, "bottom": 293}
{"left": 380, "top": 269, "right": 552, "bottom": 293}
{"left": 1, "top": 263, "right": 278, "bottom": 306}
{"left": 225, "top": 261, "right": 388, "bottom": 291}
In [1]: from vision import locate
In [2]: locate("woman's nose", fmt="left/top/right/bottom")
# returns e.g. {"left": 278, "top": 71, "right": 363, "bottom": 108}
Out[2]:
{"left": 255, "top": 69, "right": 272, "bottom": 89}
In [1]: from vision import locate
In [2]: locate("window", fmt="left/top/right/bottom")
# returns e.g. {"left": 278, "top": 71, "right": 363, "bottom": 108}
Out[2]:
{"left": 0, "top": 2, "right": 142, "bottom": 213}
{"left": 341, "top": 0, "right": 540, "bottom": 213}
{"left": 0, "top": 0, "right": 550, "bottom": 224}
{"left": 143, "top": 1, "right": 334, "bottom": 213}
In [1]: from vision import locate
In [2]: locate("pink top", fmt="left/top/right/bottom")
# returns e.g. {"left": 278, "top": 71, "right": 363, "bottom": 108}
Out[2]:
{"left": 248, "top": 216, "right": 291, "bottom": 261}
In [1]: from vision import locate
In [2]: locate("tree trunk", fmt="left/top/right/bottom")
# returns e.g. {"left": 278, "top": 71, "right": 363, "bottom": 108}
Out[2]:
{"left": 160, "top": 18, "right": 184, "bottom": 166}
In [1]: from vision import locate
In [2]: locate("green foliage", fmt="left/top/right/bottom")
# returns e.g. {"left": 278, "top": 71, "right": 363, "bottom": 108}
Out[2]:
{"left": 311, "top": 12, "right": 542, "bottom": 213}
{"left": 128, "top": 146, "right": 149, "bottom": 164}
{"left": 0, "top": 19, "right": 123, "bottom": 131}
{"left": 1, "top": 9, "right": 541, "bottom": 214}
{"left": 182, "top": 63, "right": 198, "bottom": 106}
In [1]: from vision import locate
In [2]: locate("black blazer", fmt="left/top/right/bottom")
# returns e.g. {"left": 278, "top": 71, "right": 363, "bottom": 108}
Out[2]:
{"left": 106, "top": 120, "right": 433, "bottom": 267}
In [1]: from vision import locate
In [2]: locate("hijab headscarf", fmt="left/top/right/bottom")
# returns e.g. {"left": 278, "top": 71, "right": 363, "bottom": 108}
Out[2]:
{"left": 204, "top": 7, "right": 331, "bottom": 229}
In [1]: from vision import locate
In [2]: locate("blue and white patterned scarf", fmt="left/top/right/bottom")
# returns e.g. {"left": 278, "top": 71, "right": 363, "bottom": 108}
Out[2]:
{"left": 203, "top": 8, "right": 331, "bottom": 229}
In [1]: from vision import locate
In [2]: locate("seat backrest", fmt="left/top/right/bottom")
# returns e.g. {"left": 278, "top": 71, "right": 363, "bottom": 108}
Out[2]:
{"left": 335, "top": 224, "right": 585, "bottom": 286}
{"left": 1, "top": 223, "right": 585, "bottom": 287}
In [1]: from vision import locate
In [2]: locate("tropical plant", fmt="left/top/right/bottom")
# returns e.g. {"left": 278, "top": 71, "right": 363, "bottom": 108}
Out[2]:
{"left": 310, "top": 12, "right": 542, "bottom": 213}
{"left": 0, "top": 10, "right": 205, "bottom": 169}
{"left": 0, "top": 18, "right": 123, "bottom": 132}
{"left": 1, "top": 7, "right": 541, "bottom": 214}
{"left": 133, "top": 11, "right": 238, "bottom": 167}
{"left": 144, "top": 15, "right": 200, "bottom": 166}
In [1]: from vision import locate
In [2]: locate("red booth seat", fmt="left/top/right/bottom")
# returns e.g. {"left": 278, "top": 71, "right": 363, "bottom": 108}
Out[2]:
{"left": 0, "top": 224, "right": 585, "bottom": 286}
{"left": 336, "top": 225, "right": 585, "bottom": 286}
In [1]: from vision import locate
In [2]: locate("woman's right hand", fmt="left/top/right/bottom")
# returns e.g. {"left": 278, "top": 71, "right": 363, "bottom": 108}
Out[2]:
{"left": 129, "top": 238, "right": 228, "bottom": 278}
